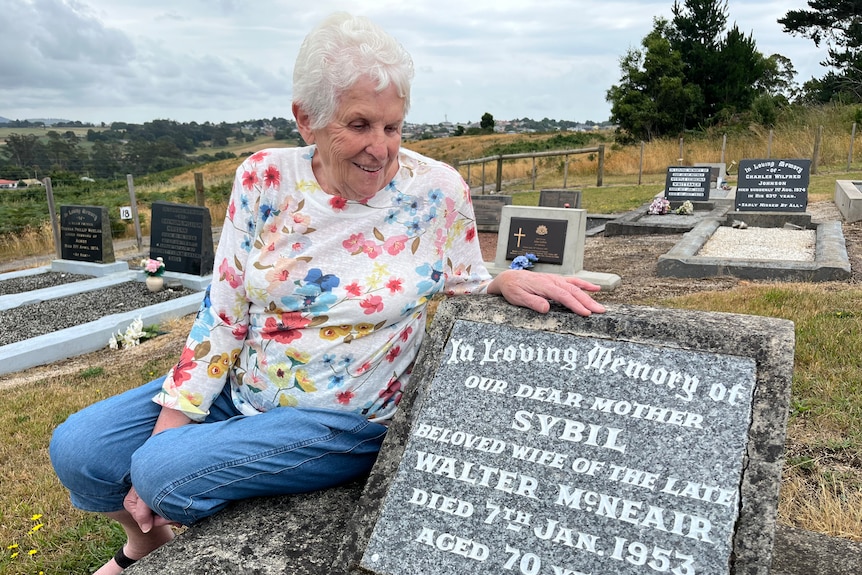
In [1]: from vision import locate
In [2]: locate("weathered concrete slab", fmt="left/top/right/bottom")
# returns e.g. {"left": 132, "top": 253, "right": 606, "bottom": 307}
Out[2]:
{"left": 834, "top": 180, "right": 862, "bottom": 223}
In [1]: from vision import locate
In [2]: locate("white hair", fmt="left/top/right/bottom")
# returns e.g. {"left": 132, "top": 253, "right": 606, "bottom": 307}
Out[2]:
{"left": 292, "top": 12, "right": 414, "bottom": 129}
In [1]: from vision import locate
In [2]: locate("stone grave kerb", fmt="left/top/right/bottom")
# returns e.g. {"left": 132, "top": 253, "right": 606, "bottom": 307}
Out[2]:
{"left": 333, "top": 297, "right": 795, "bottom": 575}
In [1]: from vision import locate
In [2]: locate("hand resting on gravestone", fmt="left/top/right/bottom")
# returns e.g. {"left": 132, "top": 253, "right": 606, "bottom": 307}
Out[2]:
{"left": 486, "top": 269, "right": 606, "bottom": 316}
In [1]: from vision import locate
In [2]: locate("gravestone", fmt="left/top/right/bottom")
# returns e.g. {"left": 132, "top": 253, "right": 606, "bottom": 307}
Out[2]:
{"left": 149, "top": 201, "right": 214, "bottom": 276}
{"left": 335, "top": 297, "right": 794, "bottom": 575}
{"left": 471, "top": 194, "right": 512, "bottom": 232}
{"left": 694, "top": 163, "right": 727, "bottom": 189}
{"left": 494, "top": 205, "right": 584, "bottom": 274}
{"left": 664, "top": 166, "right": 711, "bottom": 202}
{"left": 59, "top": 205, "right": 115, "bottom": 263}
{"left": 734, "top": 159, "right": 810, "bottom": 212}
{"left": 539, "top": 189, "right": 582, "bottom": 209}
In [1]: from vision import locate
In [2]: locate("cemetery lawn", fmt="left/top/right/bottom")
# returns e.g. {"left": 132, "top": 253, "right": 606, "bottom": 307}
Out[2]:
{"left": 0, "top": 200, "right": 861, "bottom": 573}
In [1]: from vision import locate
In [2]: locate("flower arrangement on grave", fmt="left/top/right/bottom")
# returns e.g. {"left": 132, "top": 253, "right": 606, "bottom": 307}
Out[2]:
{"left": 141, "top": 257, "right": 165, "bottom": 277}
{"left": 141, "top": 257, "right": 165, "bottom": 276}
{"left": 108, "top": 316, "right": 160, "bottom": 350}
{"left": 675, "top": 200, "right": 695, "bottom": 215}
{"left": 647, "top": 197, "right": 671, "bottom": 215}
{"left": 510, "top": 253, "right": 538, "bottom": 270}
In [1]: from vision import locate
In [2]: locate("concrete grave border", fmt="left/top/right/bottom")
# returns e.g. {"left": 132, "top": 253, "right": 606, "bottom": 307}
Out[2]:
{"left": 656, "top": 219, "right": 851, "bottom": 281}
{"left": 334, "top": 296, "right": 795, "bottom": 575}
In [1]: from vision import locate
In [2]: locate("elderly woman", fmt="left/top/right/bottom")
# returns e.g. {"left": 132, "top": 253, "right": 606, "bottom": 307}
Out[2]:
{"left": 49, "top": 12, "right": 604, "bottom": 574}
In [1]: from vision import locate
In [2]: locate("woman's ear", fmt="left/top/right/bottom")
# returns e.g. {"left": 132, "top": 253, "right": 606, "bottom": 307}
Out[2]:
{"left": 293, "top": 102, "right": 315, "bottom": 144}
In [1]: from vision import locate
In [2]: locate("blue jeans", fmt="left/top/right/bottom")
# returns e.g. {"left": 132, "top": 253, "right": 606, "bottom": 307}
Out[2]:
{"left": 49, "top": 377, "right": 387, "bottom": 525}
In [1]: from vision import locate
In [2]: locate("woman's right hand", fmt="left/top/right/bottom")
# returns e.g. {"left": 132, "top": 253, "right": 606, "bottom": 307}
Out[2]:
{"left": 124, "top": 487, "right": 180, "bottom": 533}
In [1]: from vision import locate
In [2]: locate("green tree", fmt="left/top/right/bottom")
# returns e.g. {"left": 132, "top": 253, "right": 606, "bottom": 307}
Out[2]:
{"left": 606, "top": 18, "right": 703, "bottom": 141}
{"left": 480, "top": 112, "right": 495, "bottom": 132}
{"left": 2, "top": 133, "right": 44, "bottom": 169}
{"left": 779, "top": 0, "right": 862, "bottom": 103}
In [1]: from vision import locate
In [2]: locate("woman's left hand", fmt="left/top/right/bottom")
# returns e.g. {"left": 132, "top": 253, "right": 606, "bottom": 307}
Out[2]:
{"left": 486, "top": 269, "right": 606, "bottom": 316}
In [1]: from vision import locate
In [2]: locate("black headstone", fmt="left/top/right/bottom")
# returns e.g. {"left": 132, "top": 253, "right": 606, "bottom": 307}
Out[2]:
{"left": 505, "top": 217, "right": 567, "bottom": 265}
{"left": 471, "top": 195, "right": 512, "bottom": 233}
{"left": 59, "top": 205, "right": 115, "bottom": 263}
{"left": 539, "top": 189, "right": 582, "bottom": 209}
{"left": 664, "top": 167, "right": 711, "bottom": 202}
{"left": 149, "top": 201, "right": 214, "bottom": 276}
{"left": 734, "top": 159, "right": 810, "bottom": 212}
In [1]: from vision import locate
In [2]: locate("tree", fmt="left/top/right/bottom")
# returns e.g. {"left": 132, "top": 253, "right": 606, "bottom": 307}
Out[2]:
{"left": 480, "top": 112, "right": 495, "bottom": 132}
{"left": 606, "top": 18, "right": 703, "bottom": 141}
{"left": 607, "top": 0, "right": 774, "bottom": 138}
{"left": 2, "top": 133, "right": 45, "bottom": 170}
{"left": 779, "top": 1, "right": 862, "bottom": 102}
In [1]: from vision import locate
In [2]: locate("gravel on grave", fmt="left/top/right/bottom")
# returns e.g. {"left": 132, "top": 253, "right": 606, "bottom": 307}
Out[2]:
{"left": 0, "top": 272, "right": 93, "bottom": 296}
{"left": 0, "top": 281, "right": 195, "bottom": 347}
{"left": 697, "top": 226, "right": 816, "bottom": 261}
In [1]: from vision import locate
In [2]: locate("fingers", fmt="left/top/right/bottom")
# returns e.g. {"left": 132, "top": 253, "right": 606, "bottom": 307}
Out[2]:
{"left": 124, "top": 487, "right": 154, "bottom": 533}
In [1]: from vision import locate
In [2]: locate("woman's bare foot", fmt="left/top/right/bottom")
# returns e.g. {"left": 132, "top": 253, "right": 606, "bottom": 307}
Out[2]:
{"left": 92, "top": 524, "right": 175, "bottom": 574}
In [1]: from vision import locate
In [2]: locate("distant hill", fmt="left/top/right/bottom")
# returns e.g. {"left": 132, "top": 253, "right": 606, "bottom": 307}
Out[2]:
{"left": 0, "top": 117, "right": 71, "bottom": 125}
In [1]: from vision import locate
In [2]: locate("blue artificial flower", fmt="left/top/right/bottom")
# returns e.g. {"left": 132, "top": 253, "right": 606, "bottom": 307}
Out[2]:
{"left": 510, "top": 253, "right": 538, "bottom": 270}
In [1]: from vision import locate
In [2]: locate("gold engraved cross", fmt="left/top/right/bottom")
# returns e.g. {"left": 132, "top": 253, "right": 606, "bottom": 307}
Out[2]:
{"left": 513, "top": 227, "right": 526, "bottom": 248}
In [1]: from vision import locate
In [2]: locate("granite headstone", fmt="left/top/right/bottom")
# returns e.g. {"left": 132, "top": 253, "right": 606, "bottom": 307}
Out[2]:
{"left": 335, "top": 297, "right": 794, "bottom": 575}
{"left": 539, "top": 189, "right": 582, "bottom": 209}
{"left": 734, "top": 159, "right": 810, "bottom": 212}
{"left": 493, "top": 206, "right": 586, "bottom": 275}
{"left": 59, "top": 204, "right": 115, "bottom": 263}
{"left": 664, "top": 167, "right": 711, "bottom": 202}
{"left": 149, "top": 201, "right": 214, "bottom": 276}
{"left": 471, "top": 194, "right": 512, "bottom": 232}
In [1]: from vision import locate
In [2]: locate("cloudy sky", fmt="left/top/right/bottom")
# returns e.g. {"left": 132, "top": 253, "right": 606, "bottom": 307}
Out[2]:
{"left": 1, "top": 0, "right": 823, "bottom": 126}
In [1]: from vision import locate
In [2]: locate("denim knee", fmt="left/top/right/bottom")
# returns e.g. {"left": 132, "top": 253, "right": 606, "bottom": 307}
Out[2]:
{"left": 50, "top": 410, "right": 131, "bottom": 512}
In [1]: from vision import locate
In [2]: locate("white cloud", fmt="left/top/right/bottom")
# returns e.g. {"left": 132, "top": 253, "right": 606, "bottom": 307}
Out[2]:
{"left": 0, "top": 0, "right": 829, "bottom": 124}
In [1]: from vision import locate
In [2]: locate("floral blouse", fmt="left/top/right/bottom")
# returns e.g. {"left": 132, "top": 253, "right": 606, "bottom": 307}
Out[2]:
{"left": 154, "top": 146, "right": 491, "bottom": 423}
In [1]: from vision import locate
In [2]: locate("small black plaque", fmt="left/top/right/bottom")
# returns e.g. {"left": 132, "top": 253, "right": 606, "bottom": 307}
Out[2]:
{"left": 59, "top": 205, "right": 114, "bottom": 263}
{"left": 734, "top": 159, "right": 810, "bottom": 212}
{"left": 539, "top": 189, "right": 582, "bottom": 209}
{"left": 149, "top": 201, "right": 214, "bottom": 275}
{"left": 664, "top": 167, "right": 710, "bottom": 201}
{"left": 505, "top": 217, "right": 567, "bottom": 265}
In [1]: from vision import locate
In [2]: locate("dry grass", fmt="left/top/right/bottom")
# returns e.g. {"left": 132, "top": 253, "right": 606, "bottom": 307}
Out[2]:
{"left": 664, "top": 283, "right": 862, "bottom": 540}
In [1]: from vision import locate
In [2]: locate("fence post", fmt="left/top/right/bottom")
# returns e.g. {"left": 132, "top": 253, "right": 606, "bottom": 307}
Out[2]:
{"left": 721, "top": 134, "right": 727, "bottom": 164}
{"left": 563, "top": 155, "right": 569, "bottom": 188}
{"left": 638, "top": 142, "right": 645, "bottom": 186}
{"left": 678, "top": 138, "right": 684, "bottom": 164}
{"left": 812, "top": 125, "right": 823, "bottom": 175}
{"left": 126, "top": 174, "right": 143, "bottom": 252}
{"left": 596, "top": 145, "right": 605, "bottom": 187}
{"left": 481, "top": 162, "right": 486, "bottom": 194}
{"left": 849, "top": 122, "right": 857, "bottom": 171}
{"left": 44, "top": 177, "right": 61, "bottom": 259}
{"left": 767, "top": 130, "right": 773, "bottom": 158}
{"left": 194, "top": 172, "right": 206, "bottom": 207}
{"left": 531, "top": 157, "right": 537, "bottom": 190}
{"left": 495, "top": 156, "right": 503, "bottom": 193}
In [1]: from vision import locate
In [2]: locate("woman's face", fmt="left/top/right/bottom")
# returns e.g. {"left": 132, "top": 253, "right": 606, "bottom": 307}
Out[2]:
{"left": 295, "top": 77, "right": 405, "bottom": 201}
